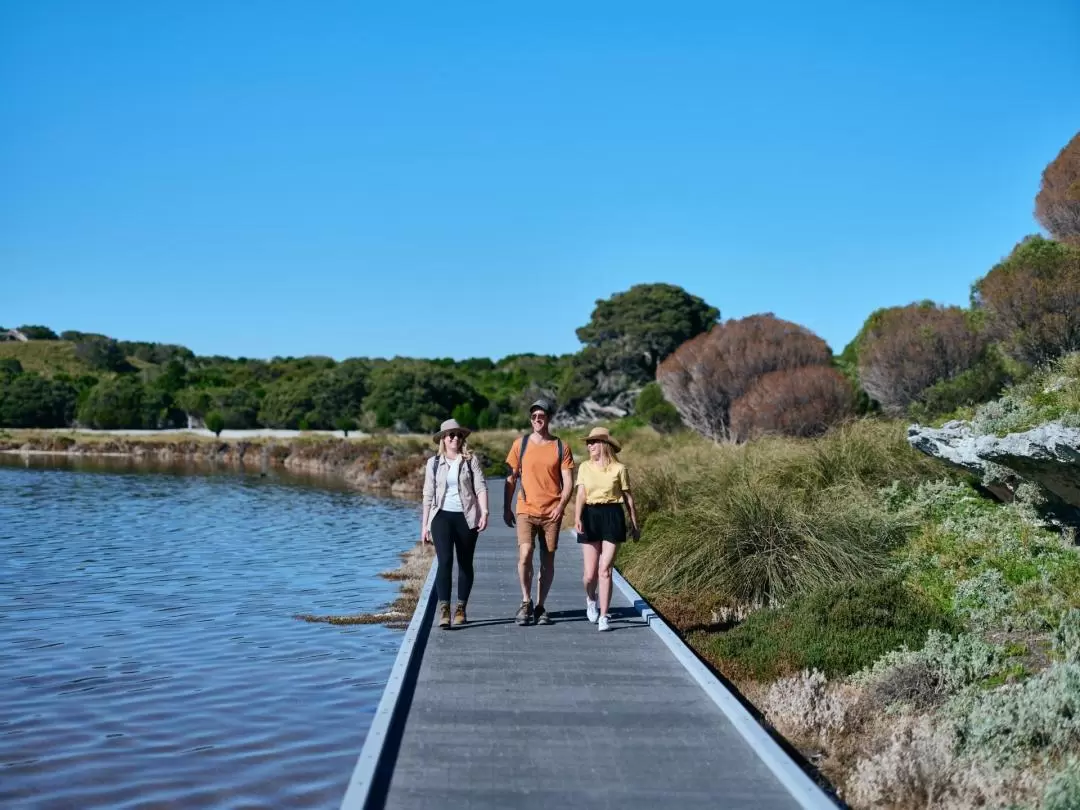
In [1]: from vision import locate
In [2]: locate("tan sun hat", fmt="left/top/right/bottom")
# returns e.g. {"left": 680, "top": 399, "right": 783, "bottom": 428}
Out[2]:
{"left": 432, "top": 418, "right": 472, "bottom": 444}
{"left": 584, "top": 426, "right": 621, "bottom": 453}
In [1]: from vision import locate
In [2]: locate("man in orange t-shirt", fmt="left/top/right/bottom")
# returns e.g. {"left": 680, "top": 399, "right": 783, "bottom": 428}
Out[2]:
{"left": 504, "top": 398, "right": 575, "bottom": 626}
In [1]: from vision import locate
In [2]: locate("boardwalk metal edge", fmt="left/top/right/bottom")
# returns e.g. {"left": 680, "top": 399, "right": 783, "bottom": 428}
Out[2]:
{"left": 339, "top": 557, "right": 437, "bottom": 810}
{"left": 607, "top": 558, "right": 838, "bottom": 810}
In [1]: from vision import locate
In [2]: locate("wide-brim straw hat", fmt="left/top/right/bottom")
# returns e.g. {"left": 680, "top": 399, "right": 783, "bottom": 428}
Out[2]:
{"left": 584, "top": 426, "right": 621, "bottom": 453}
{"left": 433, "top": 418, "right": 472, "bottom": 444}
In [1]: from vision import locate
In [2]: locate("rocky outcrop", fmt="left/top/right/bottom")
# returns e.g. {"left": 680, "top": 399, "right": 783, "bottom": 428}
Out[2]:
{"left": 908, "top": 421, "right": 1080, "bottom": 528}
{"left": 554, "top": 389, "right": 640, "bottom": 429}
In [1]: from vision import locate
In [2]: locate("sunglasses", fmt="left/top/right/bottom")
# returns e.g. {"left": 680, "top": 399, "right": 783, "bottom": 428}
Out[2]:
{"left": 530, "top": 412, "right": 548, "bottom": 420}
{"left": 445, "top": 432, "right": 466, "bottom": 441}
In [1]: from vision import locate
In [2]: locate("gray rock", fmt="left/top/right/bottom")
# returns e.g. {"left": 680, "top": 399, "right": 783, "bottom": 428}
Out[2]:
{"left": 908, "top": 421, "right": 1080, "bottom": 529}
{"left": 553, "top": 397, "right": 629, "bottom": 429}
{"left": 980, "top": 424, "right": 1080, "bottom": 512}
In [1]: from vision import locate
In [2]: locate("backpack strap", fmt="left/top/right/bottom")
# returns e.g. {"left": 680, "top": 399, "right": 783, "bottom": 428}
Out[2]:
{"left": 516, "top": 434, "right": 529, "bottom": 503}
{"left": 556, "top": 438, "right": 564, "bottom": 494}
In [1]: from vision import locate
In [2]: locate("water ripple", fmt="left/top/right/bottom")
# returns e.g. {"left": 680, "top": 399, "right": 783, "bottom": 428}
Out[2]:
{"left": 0, "top": 458, "right": 419, "bottom": 808}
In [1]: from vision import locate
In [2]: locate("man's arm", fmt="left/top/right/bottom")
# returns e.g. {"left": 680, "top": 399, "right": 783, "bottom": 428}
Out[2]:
{"left": 552, "top": 460, "right": 574, "bottom": 527}
{"left": 503, "top": 472, "right": 517, "bottom": 527}
{"left": 503, "top": 439, "right": 519, "bottom": 528}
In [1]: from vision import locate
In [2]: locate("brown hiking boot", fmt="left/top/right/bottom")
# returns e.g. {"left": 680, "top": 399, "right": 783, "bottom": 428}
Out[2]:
{"left": 437, "top": 601, "right": 451, "bottom": 629}
{"left": 453, "top": 603, "right": 467, "bottom": 626}
{"left": 515, "top": 599, "right": 533, "bottom": 626}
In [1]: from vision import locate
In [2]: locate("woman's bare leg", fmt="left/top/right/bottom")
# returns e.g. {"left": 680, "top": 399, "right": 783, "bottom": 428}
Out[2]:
{"left": 581, "top": 540, "right": 600, "bottom": 601}
{"left": 598, "top": 541, "right": 618, "bottom": 617}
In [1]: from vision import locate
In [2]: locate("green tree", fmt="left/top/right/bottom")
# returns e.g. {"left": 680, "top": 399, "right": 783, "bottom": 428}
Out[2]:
{"left": 0, "top": 358, "right": 23, "bottom": 384}
{"left": 305, "top": 362, "right": 369, "bottom": 428}
{"left": 363, "top": 361, "right": 483, "bottom": 432}
{"left": 78, "top": 376, "right": 150, "bottom": 429}
{"left": 74, "top": 336, "right": 129, "bottom": 372}
{"left": 16, "top": 325, "right": 59, "bottom": 340}
{"left": 0, "top": 373, "right": 77, "bottom": 427}
{"left": 205, "top": 411, "right": 225, "bottom": 437}
{"left": 451, "top": 402, "right": 478, "bottom": 429}
{"left": 634, "top": 382, "right": 683, "bottom": 432}
{"left": 576, "top": 283, "right": 720, "bottom": 389}
{"left": 259, "top": 378, "right": 317, "bottom": 429}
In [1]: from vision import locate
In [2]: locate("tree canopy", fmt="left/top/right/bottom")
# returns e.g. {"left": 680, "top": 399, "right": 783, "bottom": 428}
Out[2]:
{"left": 855, "top": 303, "right": 994, "bottom": 416}
{"left": 657, "top": 313, "right": 841, "bottom": 442}
{"left": 575, "top": 283, "right": 719, "bottom": 392}
{"left": 1035, "top": 130, "right": 1080, "bottom": 246}
{"left": 972, "top": 235, "right": 1080, "bottom": 366}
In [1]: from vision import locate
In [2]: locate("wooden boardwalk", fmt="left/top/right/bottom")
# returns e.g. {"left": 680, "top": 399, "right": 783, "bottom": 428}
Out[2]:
{"left": 344, "top": 482, "right": 834, "bottom": 810}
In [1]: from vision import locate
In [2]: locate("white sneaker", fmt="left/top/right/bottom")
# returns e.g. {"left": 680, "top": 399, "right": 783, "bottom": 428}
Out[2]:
{"left": 597, "top": 615, "right": 611, "bottom": 632}
{"left": 586, "top": 598, "right": 599, "bottom": 623}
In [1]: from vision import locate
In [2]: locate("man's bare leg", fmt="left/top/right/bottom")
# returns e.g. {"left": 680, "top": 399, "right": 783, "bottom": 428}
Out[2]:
{"left": 537, "top": 545, "right": 555, "bottom": 609}
{"left": 517, "top": 540, "right": 534, "bottom": 603}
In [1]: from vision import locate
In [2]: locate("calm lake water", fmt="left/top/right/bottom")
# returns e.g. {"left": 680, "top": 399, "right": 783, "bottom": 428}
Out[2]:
{"left": 0, "top": 456, "right": 420, "bottom": 809}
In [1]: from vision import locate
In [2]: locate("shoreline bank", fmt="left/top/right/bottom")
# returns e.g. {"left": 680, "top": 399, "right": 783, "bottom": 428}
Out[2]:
{"left": 0, "top": 430, "right": 431, "bottom": 496}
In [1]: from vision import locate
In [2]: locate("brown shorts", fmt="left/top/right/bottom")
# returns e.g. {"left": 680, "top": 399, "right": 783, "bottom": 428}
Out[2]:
{"left": 516, "top": 514, "right": 560, "bottom": 553}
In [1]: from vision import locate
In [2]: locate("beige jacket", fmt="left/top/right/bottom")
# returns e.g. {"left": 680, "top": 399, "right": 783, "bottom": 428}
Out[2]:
{"left": 423, "top": 453, "right": 488, "bottom": 531}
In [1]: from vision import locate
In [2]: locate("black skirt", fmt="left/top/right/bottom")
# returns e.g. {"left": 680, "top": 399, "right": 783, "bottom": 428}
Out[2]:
{"left": 578, "top": 503, "right": 627, "bottom": 543}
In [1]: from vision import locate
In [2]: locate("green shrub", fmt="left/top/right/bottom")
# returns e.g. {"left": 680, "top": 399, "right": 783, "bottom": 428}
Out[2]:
{"left": 335, "top": 416, "right": 358, "bottom": 437}
{"left": 948, "top": 660, "right": 1080, "bottom": 765}
{"left": 907, "top": 352, "right": 1010, "bottom": 423}
{"left": 700, "top": 576, "right": 956, "bottom": 681}
{"left": 970, "top": 351, "right": 1080, "bottom": 436}
{"left": 205, "top": 411, "right": 225, "bottom": 437}
{"left": 893, "top": 480, "right": 1080, "bottom": 629}
{"left": 1043, "top": 758, "right": 1080, "bottom": 810}
{"left": 634, "top": 382, "right": 683, "bottom": 432}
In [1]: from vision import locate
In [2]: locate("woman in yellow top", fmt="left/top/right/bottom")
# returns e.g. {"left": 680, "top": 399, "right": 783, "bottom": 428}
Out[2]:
{"left": 573, "top": 427, "right": 640, "bottom": 632}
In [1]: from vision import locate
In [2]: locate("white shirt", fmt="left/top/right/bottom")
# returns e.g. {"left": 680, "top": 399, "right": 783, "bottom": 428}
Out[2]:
{"left": 442, "top": 457, "right": 464, "bottom": 512}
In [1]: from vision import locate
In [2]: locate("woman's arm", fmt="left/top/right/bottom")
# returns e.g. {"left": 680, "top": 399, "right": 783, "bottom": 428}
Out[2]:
{"left": 574, "top": 483, "right": 586, "bottom": 535}
{"left": 473, "top": 455, "right": 489, "bottom": 531}
{"left": 421, "top": 459, "right": 435, "bottom": 543}
{"left": 624, "top": 491, "right": 639, "bottom": 540}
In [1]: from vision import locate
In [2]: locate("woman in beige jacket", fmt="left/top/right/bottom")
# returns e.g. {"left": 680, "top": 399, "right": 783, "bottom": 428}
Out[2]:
{"left": 421, "top": 418, "right": 489, "bottom": 628}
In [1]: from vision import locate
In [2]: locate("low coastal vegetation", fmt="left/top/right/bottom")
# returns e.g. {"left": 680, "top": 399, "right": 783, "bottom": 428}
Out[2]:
{"left": 618, "top": 355, "right": 1080, "bottom": 808}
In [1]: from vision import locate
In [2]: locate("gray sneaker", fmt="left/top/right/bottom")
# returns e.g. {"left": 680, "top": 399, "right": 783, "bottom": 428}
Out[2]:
{"left": 515, "top": 600, "right": 533, "bottom": 626}
{"left": 534, "top": 605, "right": 552, "bottom": 625}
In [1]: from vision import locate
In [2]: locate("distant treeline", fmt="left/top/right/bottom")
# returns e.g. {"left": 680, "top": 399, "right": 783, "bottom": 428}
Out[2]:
{"left": 0, "top": 283, "right": 714, "bottom": 433}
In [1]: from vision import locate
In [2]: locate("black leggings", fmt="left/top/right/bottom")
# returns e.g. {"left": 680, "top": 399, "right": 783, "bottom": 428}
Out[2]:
{"left": 431, "top": 510, "right": 479, "bottom": 603}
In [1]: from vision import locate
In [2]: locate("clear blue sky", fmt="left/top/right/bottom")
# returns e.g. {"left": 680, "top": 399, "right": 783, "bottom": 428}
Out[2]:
{"left": 2, "top": 1, "right": 1077, "bottom": 362}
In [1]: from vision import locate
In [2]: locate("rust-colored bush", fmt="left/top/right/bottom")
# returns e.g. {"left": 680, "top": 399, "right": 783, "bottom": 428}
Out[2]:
{"left": 730, "top": 366, "right": 854, "bottom": 442}
{"left": 657, "top": 314, "right": 833, "bottom": 441}
{"left": 973, "top": 235, "right": 1080, "bottom": 366}
{"left": 1035, "top": 130, "right": 1080, "bottom": 246}
{"left": 856, "top": 303, "right": 987, "bottom": 415}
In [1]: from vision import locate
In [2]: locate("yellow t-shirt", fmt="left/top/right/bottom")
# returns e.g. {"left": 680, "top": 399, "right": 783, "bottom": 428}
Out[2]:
{"left": 576, "top": 460, "right": 630, "bottom": 505}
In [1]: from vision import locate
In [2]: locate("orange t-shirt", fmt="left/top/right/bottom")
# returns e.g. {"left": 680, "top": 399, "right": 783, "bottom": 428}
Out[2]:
{"left": 505, "top": 436, "right": 575, "bottom": 517}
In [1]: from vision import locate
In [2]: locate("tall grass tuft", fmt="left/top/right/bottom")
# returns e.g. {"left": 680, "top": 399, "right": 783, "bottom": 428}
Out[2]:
{"left": 620, "top": 419, "right": 930, "bottom": 611}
